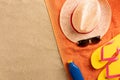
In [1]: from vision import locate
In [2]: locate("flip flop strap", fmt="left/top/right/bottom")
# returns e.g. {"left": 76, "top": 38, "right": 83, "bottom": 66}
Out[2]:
{"left": 106, "top": 64, "right": 120, "bottom": 78}
{"left": 100, "top": 41, "right": 118, "bottom": 61}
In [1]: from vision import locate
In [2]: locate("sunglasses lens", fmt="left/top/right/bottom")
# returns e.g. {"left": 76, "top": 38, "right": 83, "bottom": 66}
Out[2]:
{"left": 78, "top": 40, "right": 89, "bottom": 47}
{"left": 91, "top": 36, "right": 101, "bottom": 44}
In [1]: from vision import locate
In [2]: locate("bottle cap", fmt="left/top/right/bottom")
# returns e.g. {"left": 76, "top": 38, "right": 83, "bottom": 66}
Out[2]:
{"left": 67, "top": 60, "right": 73, "bottom": 64}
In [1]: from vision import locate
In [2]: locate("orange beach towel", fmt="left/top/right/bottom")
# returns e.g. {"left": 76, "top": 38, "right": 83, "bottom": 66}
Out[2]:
{"left": 45, "top": 0, "right": 120, "bottom": 80}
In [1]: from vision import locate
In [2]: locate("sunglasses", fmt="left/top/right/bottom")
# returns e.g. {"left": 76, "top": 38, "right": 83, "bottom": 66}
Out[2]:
{"left": 77, "top": 36, "right": 101, "bottom": 47}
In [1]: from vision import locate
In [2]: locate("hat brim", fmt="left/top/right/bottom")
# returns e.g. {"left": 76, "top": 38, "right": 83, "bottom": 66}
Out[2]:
{"left": 60, "top": 0, "right": 112, "bottom": 42}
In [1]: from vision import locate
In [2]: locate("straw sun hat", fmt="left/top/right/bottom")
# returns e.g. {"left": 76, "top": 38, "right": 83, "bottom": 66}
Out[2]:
{"left": 60, "top": 0, "right": 112, "bottom": 44}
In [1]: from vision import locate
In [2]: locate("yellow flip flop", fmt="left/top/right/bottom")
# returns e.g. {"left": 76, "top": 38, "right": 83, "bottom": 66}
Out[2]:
{"left": 91, "top": 34, "right": 120, "bottom": 69}
{"left": 98, "top": 69, "right": 119, "bottom": 80}
{"left": 98, "top": 52, "right": 120, "bottom": 80}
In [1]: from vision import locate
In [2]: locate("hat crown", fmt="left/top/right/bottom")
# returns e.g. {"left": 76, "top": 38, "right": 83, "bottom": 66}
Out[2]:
{"left": 72, "top": 0, "right": 101, "bottom": 33}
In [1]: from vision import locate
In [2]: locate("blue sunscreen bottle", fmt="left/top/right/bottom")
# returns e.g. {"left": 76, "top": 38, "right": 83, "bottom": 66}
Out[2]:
{"left": 68, "top": 60, "right": 84, "bottom": 80}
